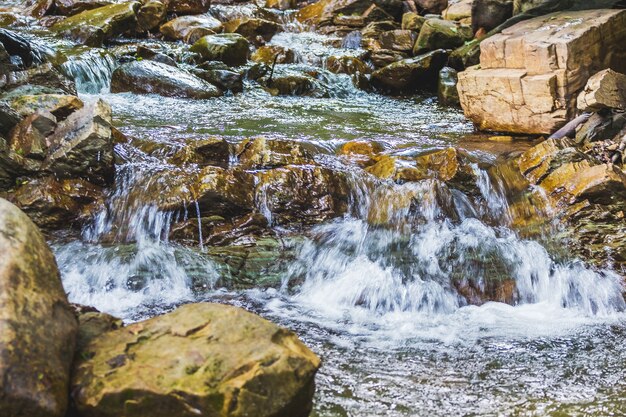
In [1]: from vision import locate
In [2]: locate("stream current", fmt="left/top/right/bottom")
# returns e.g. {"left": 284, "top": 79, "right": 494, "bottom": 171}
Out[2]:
{"left": 22, "top": 8, "right": 626, "bottom": 416}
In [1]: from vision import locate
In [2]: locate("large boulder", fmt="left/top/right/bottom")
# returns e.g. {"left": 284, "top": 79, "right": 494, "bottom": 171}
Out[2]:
{"left": 190, "top": 34, "right": 250, "bottom": 67}
{"left": 111, "top": 60, "right": 223, "bottom": 98}
{"left": 160, "top": 15, "right": 223, "bottom": 43}
{"left": 371, "top": 49, "right": 448, "bottom": 93}
{"left": 457, "top": 10, "right": 626, "bottom": 134}
{"left": 71, "top": 302, "right": 321, "bottom": 417}
{"left": 0, "top": 198, "right": 78, "bottom": 417}
{"left": 51, "top": 2, "right": 140, "bottom": 46}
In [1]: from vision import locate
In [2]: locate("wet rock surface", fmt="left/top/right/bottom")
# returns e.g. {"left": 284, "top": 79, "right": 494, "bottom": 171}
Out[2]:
{"left": 0, "top": 198, "right": 77, "bottom": 417}
{"left": 111, "top": 60, "right": 223, "bottom": 98}
{"left": 72, "top": 302, "right": 321, "bottom": 417}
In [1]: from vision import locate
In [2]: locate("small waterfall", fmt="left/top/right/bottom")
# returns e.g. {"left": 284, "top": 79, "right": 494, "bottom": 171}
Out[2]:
{"left": 282, "top": 173, "right": 626, "bottom": 323}
{"left": 60, "top": 49, "right": 117, "bottom": 94}
{"left": 56, "top": 161, "right": 217, "bottom": 319}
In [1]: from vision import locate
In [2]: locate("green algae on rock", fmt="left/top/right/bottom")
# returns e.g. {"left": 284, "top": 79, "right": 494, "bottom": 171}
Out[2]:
{"left": 72, "top": 302, "right": 321, "bottom": 417}
{"left": 0, "top": 198, "right": 78, "bottom": 417}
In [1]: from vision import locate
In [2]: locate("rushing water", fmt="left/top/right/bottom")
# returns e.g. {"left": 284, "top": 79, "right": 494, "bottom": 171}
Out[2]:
{"left": 21, "top": 7, "right": 626, "bottom": 415}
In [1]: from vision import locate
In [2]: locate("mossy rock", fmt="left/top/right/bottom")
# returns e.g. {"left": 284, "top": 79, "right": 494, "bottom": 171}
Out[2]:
{"left": 71, "top": 302, "right": 321, "bottom": 417}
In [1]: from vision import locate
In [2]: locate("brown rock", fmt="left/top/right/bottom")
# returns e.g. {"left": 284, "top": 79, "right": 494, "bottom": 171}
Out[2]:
{"left": 415, "top": 0, "right": 448, "bottom": 14}
{"left": 136, "top": 0, "right": 166, "bottom": 32}
{"left": 163, "top": 0, "right": 210, "bottom": 14}
{"left": 0, "top": 198, "right": 78, "bottom": 417}
{"left": 577, "top": 69, "right": 626, "bottom": 113}
{"left": 458, "top": 10, "right": 626, "bottom": 134}
{"left": 71, "top": 303, "right": 320, "bottom": 417}
{"left": 223, "top": 18, "right": 280, "bottom": 44}
{"left": 379, "top": 29, "right": 417, "bottom": 53}
{"left": 160, "top": 15, "right": 223, "bottom": 43}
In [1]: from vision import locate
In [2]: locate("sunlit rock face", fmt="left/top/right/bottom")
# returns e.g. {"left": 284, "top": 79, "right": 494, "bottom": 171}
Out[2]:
{"left": 458, "top": 9, "right": 626, "bottom": 134}
{"left": 0, "top": 198, "right": 77, "bottom": 417}
{"left": 72, "top": 302, "right": 320, "bottom": 417}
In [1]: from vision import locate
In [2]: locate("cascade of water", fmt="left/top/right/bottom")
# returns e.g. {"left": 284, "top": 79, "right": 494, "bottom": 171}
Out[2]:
{"left": 282, "top": 172, "right": 626, "bottom": 323}
{"left": 60, "top": 49, "right": 117, "bottom": 94}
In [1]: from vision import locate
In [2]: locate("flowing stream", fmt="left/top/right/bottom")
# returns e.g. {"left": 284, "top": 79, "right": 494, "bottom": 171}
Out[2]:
{"left": 27, "top": 7, "right": 626, "bottom": 416}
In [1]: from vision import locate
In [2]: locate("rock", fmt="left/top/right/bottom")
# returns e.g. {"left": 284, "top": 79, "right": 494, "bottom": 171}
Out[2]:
{"left": 163, "top": 0, "right": 211, "bottom": 14}
{"left": 136, "top": 0, "right": 166, "bottom": 32}
{"left": 257, "top": 165, "right": 350, "bottom": 226}
{"left": 0, "top": 198, "right": 77, "bottom": 417}
{"left": 111, "top": 60, "right": 223, "bottom": 98}
{"left": 415, "top": 0, "right": 448, "bottom": 14}
{"left": 413, "top": 18, "right": 472, "bottom": 55}
{"left": 72, "top": 303, "right": 320, "bottom": 417}
{"left": 1, "top": 62, "right": 76, "bottom": 95}
{"left": 7, "top": 110, "right": 56, "bottom": 159}
{"left": 10, "top": 176, "right": 103, "bottom": 229}
{"left": 251, "top": 45, "right": 296, "bottom": 65}
{"left": 235, "top": 137, "right": 314, "bottom": 169}
{"left": 365, "top": 154, "right": 397, "bottom": 179}
{"left": 194, "top": 167, "right": 256, "bottom": 218}
{"left": 379, "top": 29, "right": 417, "bottom": 53}
{"left": 411, "top": 147, "right": 460, "bottom": 181}
{"left": 53, "top": 0, "right": 113, "bottom": 16}
{"left": 438, "top": 66, "right": 459, "bottom": 105}
{"left": 223, "top": 18, "right": 281, "bottom": 44}
{"left": 0, "top": 28, "right": 47, "bottom": 68}
{"left": 9, "top": 93, "right": 84, "bottom": 119}
{"left": 160, "top": 15, "right": 223, "bottom": 44}
{"left": 266, "top": 0, "right": 296, "bottom": 10}
{"left": 401, "top": 12, "right": 425, "bottom": 31}
{"left": 51, "top": 2, "right": 140, "bottom": 46}
{"left": 443, "top": 0, "right": 472, "bottom": 21}
{"left": 135, "top": 45, "right": 177, "bottom": 67}
{"left": 194, "top": 67, "right": 243, "bottom": 93}
{"left": 297, "top": 0, "right": 403, "bottom": 27}
{"left": 168, "top": 136, "right": 231, "bottom": 168}
{"left": 190, "top": 34, "right": 250, "bottom": 67}
{"left": 457, "top": 10, "right": 626, "bottom": 134}
{"left": 577, "top": 69, "right": 626, "bottom": 112}
{"left": 369, "top": 49, "right": 408, "bottom": 69}
{"left": 262, "top": 69, "right": 323, "bottom": 97}
{"left": 326, "top": 56, "right": 371, "bottom": 76}
{"left": 42, "top": 98, "right": 115, "bottom": 185}
{"left": 540, "top": 160, "right": 626, "bottom": 207}
{"left": 338, "top": 140, "right": 384, "bottom": 163}
{"left": 371, "top": 49, "right": 448, "bottom": 93}
{"left": 0, "top": 101, "right": 20, "bottom": 136}
{"left": 518, "top": 138, "right": 588, "bottom": 185}
{"left": 361, "top": 20, "right": 398, "bottom": 38}
{"left": 72, "top": 305, "right": 122, "bottom": 353}
{"left": 471, "top": 0, "right": 512, "bottom": 33}
{"left": 574, "top": 111, "right": 626, "bottom": 145}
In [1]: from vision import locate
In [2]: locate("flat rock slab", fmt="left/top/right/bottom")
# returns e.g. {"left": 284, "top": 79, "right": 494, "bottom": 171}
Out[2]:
{"left": 458, "top": 9, "right": 626, "bottom": 134}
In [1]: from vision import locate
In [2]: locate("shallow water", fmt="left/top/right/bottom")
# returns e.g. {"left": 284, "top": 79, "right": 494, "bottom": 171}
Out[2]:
{"left": 22, "top": 12, "right": 626, "bottom": 416}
